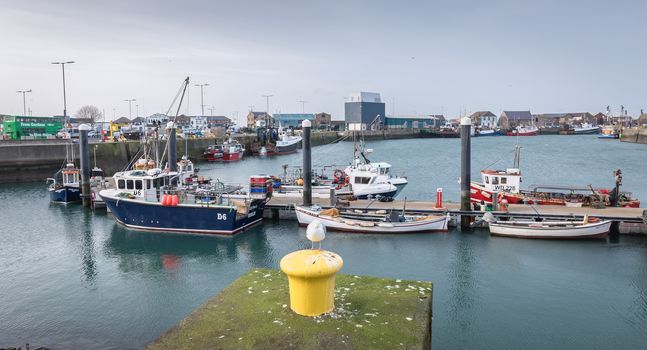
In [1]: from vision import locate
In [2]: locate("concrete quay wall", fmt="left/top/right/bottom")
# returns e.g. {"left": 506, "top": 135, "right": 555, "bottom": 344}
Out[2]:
{"left": 620, "top": 128, "right": 647, "bottom": 144}
{"left": 0, "top": 131, "right": 344, "bottom": 183}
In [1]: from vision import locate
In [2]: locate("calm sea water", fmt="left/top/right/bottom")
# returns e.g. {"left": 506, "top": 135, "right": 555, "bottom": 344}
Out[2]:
{"left": 1, "top": 135, "right": 646, "bottom": 349}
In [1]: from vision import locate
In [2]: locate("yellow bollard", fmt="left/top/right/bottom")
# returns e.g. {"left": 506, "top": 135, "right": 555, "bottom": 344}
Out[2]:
{"left": 280, "top": 219, "right": 343, "bottom": 316}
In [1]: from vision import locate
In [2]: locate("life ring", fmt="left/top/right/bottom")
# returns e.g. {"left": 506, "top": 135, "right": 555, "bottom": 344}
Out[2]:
{"left": 333, "top": 169, "right": 345, "bottom": 182}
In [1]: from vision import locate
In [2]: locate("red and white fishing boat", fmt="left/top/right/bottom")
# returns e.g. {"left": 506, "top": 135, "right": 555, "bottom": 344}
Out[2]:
{"left": 204, "top": 139, "right": 245, "bottom": 162}
{"left": 221, "top": 139, "right": 245, "bottom": 162}
{"left": 203, "top": 145, "right": 224, "bottom": 162}
{"left": 506, "top": 125, "right": 538, "bottom": 136}
{"left": 470, "top": 146, "right": 640, "bottom": 208}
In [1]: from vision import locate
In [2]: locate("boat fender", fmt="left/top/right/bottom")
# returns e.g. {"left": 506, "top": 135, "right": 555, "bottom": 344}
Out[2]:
{"left": 161, "top": 194, "right": 169, "bottom": 206}
{"left": 171, "top": 195, "right": 179, "bottom": 206}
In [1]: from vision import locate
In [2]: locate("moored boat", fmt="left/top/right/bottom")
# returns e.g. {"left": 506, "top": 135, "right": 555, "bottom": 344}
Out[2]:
{"left": 47, "top": 162, "right": 81, "bottom": 203}
{"left": 221, "top": 139, "right": 245, "bottom": 161}
{"left": 506, "top": 125, "right": 538, "bottom": 136}
{"left": 203, "top": 144, "right": 224, "bottom": 162}
{"left": 295, "top": 206, "right": 450, "bottom": 233}
{"left": 598, "top": 125, "right": 619, "bottom": 139}
{"left": 573, "top": 123, "right": 600, "bottom": 135}
{"left": 488, "top": 216, "right": 611, "bottom": 239}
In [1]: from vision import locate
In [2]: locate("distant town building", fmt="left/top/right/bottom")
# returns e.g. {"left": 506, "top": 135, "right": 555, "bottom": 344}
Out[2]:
{"left": 246, "top": 111, "right": 273, "bottom": 128}
{"left": 638, "top": 113, "right": 647, "bottom": 127}
{"left": 345, "top": 92, "right": 385, "bottom": 130}
{"left": 384, "top": 115, "right": 445, "bottom": 129}
{"left": 274, "top": 113, "right": 315, "bottom": 128}
{"left": 469, "top": 111, "right": 497, "bottom": 129}
{"left": 314, "top": 112, "right": 332, "bottom": 129}
{"left": 533, "top": 113, "right": 565, "bottom": 128}
{"left": 330, "top": 120, "right": 346, "bottom": 131}
{"left": 206, "top": 116, "right": 232, "bottom": 128}
{"left": 190, "top": 116, "right": 208, "bottom": 129}
{"left": 498, "top": 111, "right": 533, "bottom": 130}
{"left": 146, "top": 113, "right": 169, "bottom": 126}
{"left": 559, "top": 112, "right": 595, "bottom": 125}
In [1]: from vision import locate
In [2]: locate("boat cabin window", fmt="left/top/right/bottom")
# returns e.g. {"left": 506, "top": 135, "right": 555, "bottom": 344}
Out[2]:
{"left": 153, "top": 178, "right": 162, "bottom": 188}
{"left": 147, "top": 180, "right": 152, "bottom": 189}
{"left": 354, "top": 177, "right": 371, "bottom": 184}
{"left": 135, "top": 180, "right": 143, "bottom": 190}
{"left": 500, "top": 177, "right": 507, "bottom": 184}
{"left": 492, "top": 177, "right": 499, "bottom": 185}
{"left": 127, "top": 180, "right": 134, "bottom": 190}
{"left": 485, "top": 176, "right": 489, "bottom": 184}
{"left": 118, "top": 179, "right": 125, "bottom": 189}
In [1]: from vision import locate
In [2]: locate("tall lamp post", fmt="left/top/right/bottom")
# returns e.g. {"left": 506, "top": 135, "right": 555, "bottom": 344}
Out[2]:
{"left": 124, "top": 99, "right": 136, "bottom": 119}
{"left": 297, "top": 100, "right": 308, "bottom": 114}
{"left": 16, "top": 89, "right": 32, "bottom": 116}
{"left": 51, "top": 61, "right": 75, "bottom": 124}
{"left": 195, "top": 83, "right": 209, "bottom": 116}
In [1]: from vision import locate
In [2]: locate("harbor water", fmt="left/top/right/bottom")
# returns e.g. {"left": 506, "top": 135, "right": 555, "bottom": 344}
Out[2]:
{"left": 1, "top": 135, "right": 647, "bottom": 349}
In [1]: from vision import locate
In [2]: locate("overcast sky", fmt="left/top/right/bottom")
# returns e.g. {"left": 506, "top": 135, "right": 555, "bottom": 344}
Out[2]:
{"left": 0, "top": 0, "right": 645, "bottom": 122}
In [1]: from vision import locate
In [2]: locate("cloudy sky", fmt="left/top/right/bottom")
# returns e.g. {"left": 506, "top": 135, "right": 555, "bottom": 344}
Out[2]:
{"left": 0, "top": 0, "right": 645, "bottom": 122}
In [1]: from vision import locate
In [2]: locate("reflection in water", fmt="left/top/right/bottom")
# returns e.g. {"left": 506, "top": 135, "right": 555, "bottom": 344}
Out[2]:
{"left": 103, "top": 223, "right": 273, "bottom": 274}
{"left": 80, "top": 210, "right": 97, "bottom": 285}
{"left": 447, "top": 233, "right": 477, "bottom": 336}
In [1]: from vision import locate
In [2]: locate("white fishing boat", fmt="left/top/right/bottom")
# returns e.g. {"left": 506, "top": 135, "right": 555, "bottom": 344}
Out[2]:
{"left": 573, "top": 122, "right": 600, "bottom": 135}
{"left": 488, "top": 216, "right": 611, "bottom": 239}
{"left": 295, "top": 206, "right": 450, "bottom": 233}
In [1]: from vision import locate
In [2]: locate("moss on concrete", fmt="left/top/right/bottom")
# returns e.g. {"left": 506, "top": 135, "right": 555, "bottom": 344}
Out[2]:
{"left": 147, "top": 268, "right": 432, "bottom": 350}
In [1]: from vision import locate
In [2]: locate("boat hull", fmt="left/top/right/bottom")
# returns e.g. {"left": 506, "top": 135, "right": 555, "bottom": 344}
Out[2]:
{"left": 574, "top": 127, "right": 600, "bottom": 135}
{"left": 222, "top": 151, "right": 243, "bottom": 162}
{"left": 49, "top": 186, "right": 81, "bottom": 203}
{"left": 354, "top": 188, "right": 398, "bottom": 200}
{"left": 506, "top": 130, "right": 538, "bottom": 136}
{"left": 598, "top": 134, "right": 618, "bottom": 139}
{"left": 203, "top": 152, "right": 223, "bottom": 162}
{"left": 275, "top": 140, "right": 300, "bottom": 154}
{"left": 295, "top": 206, "right": 449, "bottom": 233}
{"left": 488, "top": 220, "right": 611, "bottom": 239}
{"left": 102, "top": 195, "right": 265, "bottom": 235}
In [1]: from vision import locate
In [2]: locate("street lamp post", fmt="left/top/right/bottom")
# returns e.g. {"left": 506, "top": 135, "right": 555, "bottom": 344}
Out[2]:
{"left": 124, "top": 99, "right": 136, "bottom": 119}
{"left": 297, "top": 100, "right": 308, "bottom": 114}
{"left": 51, "top": 61, "right": 75, "bottom": 124}
{"left": 195, "top": 83, "right": 209, "bottom": 116}
{"left": 16, "top": 89, "right": 32, "bottom": 116}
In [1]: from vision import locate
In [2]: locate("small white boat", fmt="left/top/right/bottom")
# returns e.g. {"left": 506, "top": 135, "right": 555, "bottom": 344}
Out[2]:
{"left": 295, "top": 206, "right": 450, "bottom": 233}
{"left": 488, "top": 217, "right": 611, "bottom": 239}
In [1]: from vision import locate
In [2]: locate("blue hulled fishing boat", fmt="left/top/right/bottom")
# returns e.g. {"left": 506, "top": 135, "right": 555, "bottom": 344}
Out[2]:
{"left": 47, "top": 162, "right": 81, "bottom": 203}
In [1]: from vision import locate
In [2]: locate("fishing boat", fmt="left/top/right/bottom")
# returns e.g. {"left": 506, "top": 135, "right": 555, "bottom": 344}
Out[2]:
{"left": 506, "top": 125, "right": 538, "bottom": 136}
{"left": 488, "top": 216, "right": 611, "bottom": 239}
{"left": 470, "top": 146, "right": 640, "bottom": 208}
{"left": 295, "top": 206, "right": 450, "bottom": 233}
{"left": 203, "top": 144, "right": 224, "bottom": 162}
{"left": 475, "top": 128, "right": 502, "bottom": 136}
{"left": 573, "top": 123, "right": 600, "bottom": 135}
{"left": 598, "top": 125, "right": 619, "bottom": 139}
{"left": 221, "top": 138, "right": 245, "bottom": 161}
{"left": 275, "top": 126, "right": 302, "bottom": 154}
{"left": 47, "top": 162, "right": 81, "bottom": 203}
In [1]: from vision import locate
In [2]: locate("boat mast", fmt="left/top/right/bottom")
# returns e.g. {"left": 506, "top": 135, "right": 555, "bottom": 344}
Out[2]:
{"left": 513, "top": 145, "right": 521, "bottom": 169}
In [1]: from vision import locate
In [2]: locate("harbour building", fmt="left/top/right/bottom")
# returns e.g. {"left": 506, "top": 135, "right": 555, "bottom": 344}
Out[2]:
{"left": 345, "top": 92, "right": 385, "bottom": 130}
{"left": 273, "top": 113, "right": 332, "bottom": 129}
{"left": 384, "top": 115, "right": 445, "bottom": 129}
{"left": 498, "top": 111, "right": 534, "bottom": 130}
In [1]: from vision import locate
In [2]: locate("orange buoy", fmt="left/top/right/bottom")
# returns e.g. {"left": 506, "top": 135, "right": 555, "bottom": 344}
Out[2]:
{"left": 171, "top": 194, "right": 179, "bottom": 206}
{"left": 161, "top": 194, "right": 169, "bottom": 206}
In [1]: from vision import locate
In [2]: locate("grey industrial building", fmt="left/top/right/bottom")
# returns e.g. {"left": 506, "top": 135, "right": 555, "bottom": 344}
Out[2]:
{"left": 344, "top": 92, "right": 385, "bottom": 130}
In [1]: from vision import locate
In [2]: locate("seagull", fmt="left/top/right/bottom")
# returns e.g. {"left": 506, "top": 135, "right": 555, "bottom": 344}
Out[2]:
{"left": 306, "top": 219, "right": 326, "bottom": 249}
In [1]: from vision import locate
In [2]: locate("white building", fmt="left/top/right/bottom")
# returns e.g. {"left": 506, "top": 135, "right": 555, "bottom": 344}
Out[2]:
{"left": 190, "top": 116, "right": 208, "bottom": 129}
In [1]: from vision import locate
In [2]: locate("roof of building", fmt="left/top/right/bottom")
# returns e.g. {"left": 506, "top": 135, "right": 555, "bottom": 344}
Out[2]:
{"left": 206, "top": 115, "right": 230, "bottom": 121}
{"left": 533, "top": 113, "right": 565, "bottom": 119}
{"left": 113, "top": 117, "right": 131, "bottom": 124}
{"left": 501, "top": 111, "right": 532, "bottom": 120}
{"left": 470, "top": 111, "right": 496, "bottom": 118}
{"left": 274, "top": 113, "right": 315, "bottom": 121}
{"left": 386, "top": 115, "right": 444, "bottom": 120}
{"left": 131, "top": 117, "right": 147, "bottom": 124}
{"left": 249, "top": 111, "right": 270, "bottom": 118}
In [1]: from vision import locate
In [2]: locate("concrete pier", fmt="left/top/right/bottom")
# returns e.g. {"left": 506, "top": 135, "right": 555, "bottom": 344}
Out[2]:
{"left": 147, "top": 268, "right": 433, "bottom": 350}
